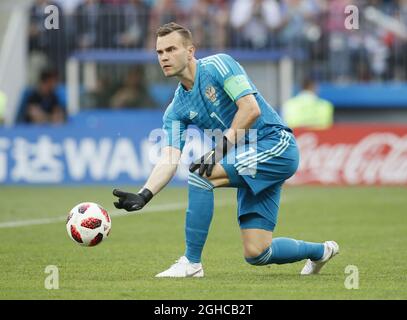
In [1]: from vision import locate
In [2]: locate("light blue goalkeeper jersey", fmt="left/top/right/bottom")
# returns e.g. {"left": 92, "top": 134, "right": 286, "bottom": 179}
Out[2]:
{"left": 163, "top": 53, "right": 290, "bottom": 150}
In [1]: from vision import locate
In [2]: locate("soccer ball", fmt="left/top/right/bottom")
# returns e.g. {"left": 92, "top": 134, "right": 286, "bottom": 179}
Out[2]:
{"left": 66, "top": 202, "right": 111, "bottom": 247}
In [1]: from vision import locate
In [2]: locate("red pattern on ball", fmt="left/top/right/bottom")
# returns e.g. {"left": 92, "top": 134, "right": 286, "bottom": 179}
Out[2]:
{"left": 70, "top": 225, "right": 83, "bottom": 243}
{"left": 89, "top": 233, "right": 103, "bottom": 246}
{"left": 80, "top": 217, "right": 102, "bottom": 230}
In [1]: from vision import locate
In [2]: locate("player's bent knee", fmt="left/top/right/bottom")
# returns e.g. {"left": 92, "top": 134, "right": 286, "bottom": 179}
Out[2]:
{"left": 243, "top": 240, "right": 271, "bottom": 260}
{"left": 241, "top": 226, "right": 273, "bottom": 263}
{"left": 244, "top": 244, "right": 266, "bottom": 261}
{"left": 201, "top": 164, "right": 229, "bottom": 187}
{"left": 244, "top": 244, "right": 273, "bottom": 266}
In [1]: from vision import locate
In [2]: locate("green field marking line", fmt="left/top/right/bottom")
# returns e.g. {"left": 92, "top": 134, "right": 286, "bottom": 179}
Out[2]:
{"left": 0, "top": 200, "right": 235, "bottom": 229}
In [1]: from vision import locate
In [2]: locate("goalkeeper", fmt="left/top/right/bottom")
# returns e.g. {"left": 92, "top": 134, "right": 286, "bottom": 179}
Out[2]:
{"left": 113, "top": 23, "right": 339, "bottom": 277}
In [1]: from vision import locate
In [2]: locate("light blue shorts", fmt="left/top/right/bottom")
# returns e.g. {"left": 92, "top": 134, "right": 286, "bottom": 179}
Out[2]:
{"left": 221, "top": 129, "right": 299, "bottom": 231}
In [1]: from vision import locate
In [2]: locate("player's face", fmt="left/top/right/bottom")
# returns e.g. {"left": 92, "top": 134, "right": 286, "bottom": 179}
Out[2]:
{"left": 156, "top": 32, "right": 193, "bottom": 77}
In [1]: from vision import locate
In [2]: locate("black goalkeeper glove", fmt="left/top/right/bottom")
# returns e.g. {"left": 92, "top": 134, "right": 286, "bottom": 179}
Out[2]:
{"left": 189, "top": 136, "right": 233, "bottom": 177}
{"left": 112, "top": 188, "right": 153, "bottom": 212}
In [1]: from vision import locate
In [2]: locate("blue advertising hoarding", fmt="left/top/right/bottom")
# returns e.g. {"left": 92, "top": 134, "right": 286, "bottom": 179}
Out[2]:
{"left": 0, "top": 111, "right": 204, "bottom": 185}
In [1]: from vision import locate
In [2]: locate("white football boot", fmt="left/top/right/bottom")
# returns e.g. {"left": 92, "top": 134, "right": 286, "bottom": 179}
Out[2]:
{"left": 155, "top": 256, "right": 204, "bottom": 278}
{"left": 300, "top": 241, "right": 339, "bottom": 275}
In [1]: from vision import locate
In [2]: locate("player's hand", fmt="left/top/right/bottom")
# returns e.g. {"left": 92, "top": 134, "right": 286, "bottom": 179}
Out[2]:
{"left": 112, "top": 188, "right": 153, "bottom": 212}
{"left": 189, "top": 136, "right": 233, "bottom": 177}
{"left": 189, "top": 149, "right": 217, "bottom": 177}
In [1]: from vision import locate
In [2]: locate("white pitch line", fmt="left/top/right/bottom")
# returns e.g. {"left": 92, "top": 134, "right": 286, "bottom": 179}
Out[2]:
{"left": 0, "top": 201, "right": 235, "bottom": 229}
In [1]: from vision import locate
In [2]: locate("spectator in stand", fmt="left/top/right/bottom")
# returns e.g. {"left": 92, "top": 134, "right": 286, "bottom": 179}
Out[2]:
{"left": 146, "top": 0, "right": 186, "bottom": 49}
{"left": 361, "top": 0, "right": 402, "bottom": 80}
{"left": 81, "top": 75, "right": 116, "bottom": 109}
{"left": 74, "top": 0, "right": 102, "bottom": 49}
{"left": 394, "top": 0, "right": 407, "bottom": 78}
{"left": 110, "top": 67, "right": 157, "bottom": 109}
{"left": 399, "top": 0, "right": 407, "bottom": 23}
{"left": 176, "top": 0, "right": 199, "bottom": 13}
{"left": 23, "top": 70, "right": 66, "bottom": 124}
{"left": 53, "top": 0, "right": 84, "bottom": 34}
{"left": 279, "top": 0, "right": 322, "bottom": 51}
{"left": 101, "top": 0, "right": 128, "bottom": 4}
{"left": 97, "top": 0, "right": 128, "bottom": 48}
{"left": 28, "top": 0, "right": 65, "bottom": 83}
{"left": 322, "top": 0, "right": 354, "bottom": 81}
{"left": 29, "top": 0, "right": 62, "bottom": 53}
{"left": 230, "top": 0, "right": 282, "bottom": 49}
{"left": 54, "top": 0, "right": 84, "bottom": 14}
{"left": 116, "top": 0, "right": 151, "bottom": 48}
{"left": 282, "top": 78, "right": 334, "bottom": 130}
{"left": 190, "top": 0, "right": 229, "bottom": 49}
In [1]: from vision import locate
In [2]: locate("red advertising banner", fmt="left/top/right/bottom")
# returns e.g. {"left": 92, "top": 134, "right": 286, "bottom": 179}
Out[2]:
{"left": 288, "top": 124, "right": 407, "bottom": 185}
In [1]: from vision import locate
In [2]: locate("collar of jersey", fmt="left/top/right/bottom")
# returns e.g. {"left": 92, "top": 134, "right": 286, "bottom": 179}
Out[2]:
{"left": 179, "top": 59, "right": 200, "bottom": 94}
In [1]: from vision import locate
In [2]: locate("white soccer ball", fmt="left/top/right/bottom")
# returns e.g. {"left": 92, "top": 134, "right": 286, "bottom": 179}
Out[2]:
{"left": 66, "top": 202, "right": 111, "bottom": 247}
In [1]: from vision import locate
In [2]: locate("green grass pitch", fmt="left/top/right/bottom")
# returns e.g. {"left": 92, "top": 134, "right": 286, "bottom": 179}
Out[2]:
{"left": 0, "top": 185, "right": 406, "bottom": 300}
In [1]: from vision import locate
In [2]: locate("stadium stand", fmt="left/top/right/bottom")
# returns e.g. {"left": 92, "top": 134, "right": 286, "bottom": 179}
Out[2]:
{"left": 0, "top": 0, "right": 406, "bottom": 123}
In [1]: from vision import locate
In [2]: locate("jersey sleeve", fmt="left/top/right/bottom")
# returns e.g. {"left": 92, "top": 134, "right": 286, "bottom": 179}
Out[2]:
{"left": 204, "top": 54, "right": 257, "bottom": 102}
{"left": 162, "top": 101, "right": 187, "bottom": 151}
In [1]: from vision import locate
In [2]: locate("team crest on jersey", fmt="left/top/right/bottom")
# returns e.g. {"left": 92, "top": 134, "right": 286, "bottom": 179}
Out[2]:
{"left": 205, "top": 85, "right": 220, "bottom": 106}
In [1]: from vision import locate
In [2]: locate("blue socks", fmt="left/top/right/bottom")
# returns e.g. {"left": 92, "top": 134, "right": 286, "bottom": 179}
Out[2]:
{"left": 184, "top": 173, "right": 324, "bottom": 266}
{"left": 245, "top": 237, "right": 324, "bottom": 266}
{"left": 184, "top": 173, "right": 214, "bottom": 263}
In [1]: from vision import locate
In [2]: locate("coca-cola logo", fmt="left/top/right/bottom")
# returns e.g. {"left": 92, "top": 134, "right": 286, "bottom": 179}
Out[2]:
{"left": 288, "top": 132, "right": 407, "bottom": 185}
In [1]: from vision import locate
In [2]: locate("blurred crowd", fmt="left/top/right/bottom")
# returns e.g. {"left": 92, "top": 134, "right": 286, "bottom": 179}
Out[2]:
{"left": 24, "top": 0, "right": 407, "bottom": 124}
{"left": 29, "top": 0, "right": 407, "bottom": 81}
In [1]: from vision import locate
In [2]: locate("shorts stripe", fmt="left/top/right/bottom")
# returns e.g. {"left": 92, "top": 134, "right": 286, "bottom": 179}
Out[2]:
{"left": 235, "top": 131, "right": 290, "bottom": 172}
{"left": 236, "top": 147, "right": 256, "bottom": 160}
{"left": 245, "top": 133, "right": 291, "bottom": 169}
{"left": 235, "top": 131, "right": 288, "bottom": 169}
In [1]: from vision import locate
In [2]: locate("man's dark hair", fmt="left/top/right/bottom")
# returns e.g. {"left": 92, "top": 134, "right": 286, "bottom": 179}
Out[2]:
{"left": 40, "top": 69, "right": 58, "bottom": 83}
{"left": 156, "top": 22, "right": 193, "bottom": 46}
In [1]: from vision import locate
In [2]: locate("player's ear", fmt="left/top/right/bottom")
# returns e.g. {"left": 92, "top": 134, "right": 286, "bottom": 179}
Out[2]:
{"left": 187, "top": 45, "right": 195, "bottom": 60}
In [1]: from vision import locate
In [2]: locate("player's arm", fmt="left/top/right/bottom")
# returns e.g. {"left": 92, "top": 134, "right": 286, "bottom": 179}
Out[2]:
{"left": 189, "top": 94, "right": 260, "bottom": 176}
{"left": 113, "top": 102, "right": 186, "bottom": 212}
{"left": 190, "top": 54, "right": 260, "bottom": 176}
{"left": 143, "top": 146, "right": 181, "bottom": 194}
{"left": 112, "top": 146, "right": 181, "bottom": 212}
{"left": 225, "top": 94, "right": 261, "bottom": 144}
